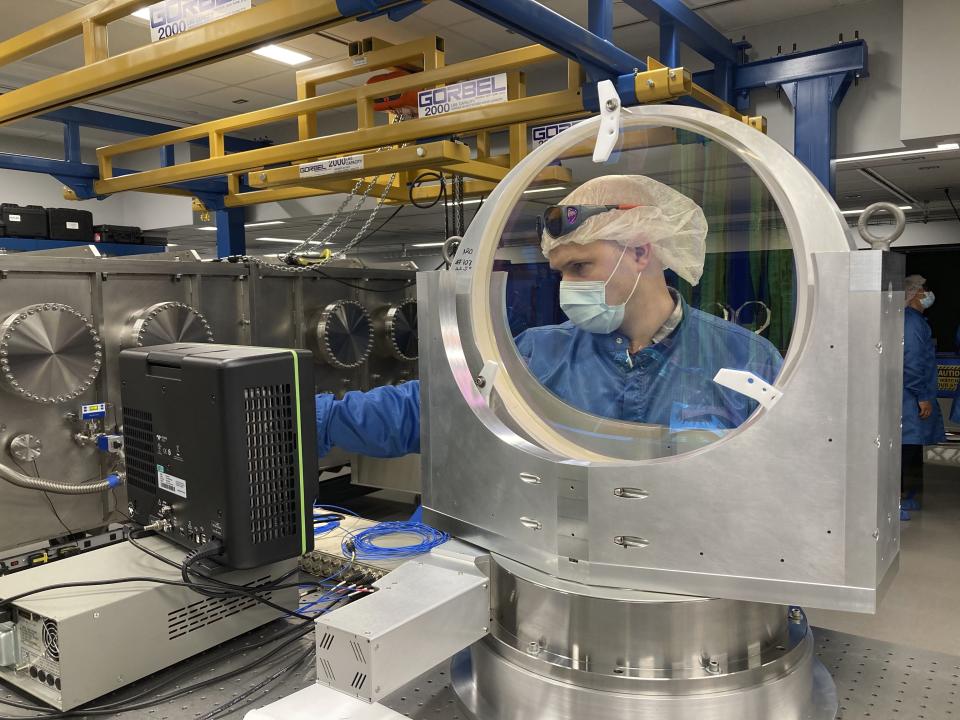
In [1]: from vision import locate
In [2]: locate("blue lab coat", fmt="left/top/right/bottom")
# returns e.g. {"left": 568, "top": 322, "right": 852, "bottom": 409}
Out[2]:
{"left": 902, "top": 307, "right": 945, "bottom": 445}
{"left": 315, "top": 296, "right": 782, "bottom": 457}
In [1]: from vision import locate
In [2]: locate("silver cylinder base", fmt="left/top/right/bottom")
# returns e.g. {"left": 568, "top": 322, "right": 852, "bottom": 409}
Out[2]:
{"left": 453, "top": 633, "right": 836, "bottom": 720}
{"left": 452, "top": 557, "right": 838, "bottom": 720}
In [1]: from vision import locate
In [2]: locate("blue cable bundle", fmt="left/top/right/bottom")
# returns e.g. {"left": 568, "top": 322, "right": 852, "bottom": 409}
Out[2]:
{"left": 343, "top": 521, "right": 449, "bottom": 560}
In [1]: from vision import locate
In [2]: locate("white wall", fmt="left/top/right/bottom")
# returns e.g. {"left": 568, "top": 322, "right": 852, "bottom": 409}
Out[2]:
{"left": 854, "top": 217, "right": 960, "bottom": 249}
{"left": 900, "top": 0, "right": 960, "bottom": 144}
{"left": 0, "top": 136, "right": 194, "bottom": 230}
{"left": 730, "top": 0, "right": 904, "bottom": 156}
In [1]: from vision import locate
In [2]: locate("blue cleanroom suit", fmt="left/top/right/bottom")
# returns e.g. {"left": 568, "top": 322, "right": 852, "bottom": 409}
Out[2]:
{"left": 315, "top": 294, "right": 782, "bottom": 458}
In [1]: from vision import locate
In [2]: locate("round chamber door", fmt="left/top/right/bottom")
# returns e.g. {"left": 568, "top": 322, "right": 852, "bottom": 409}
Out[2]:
{"left": 384, "top": 298, "right": 418, "bottom": 361}
{"left": 123, "top": 302, "right": 214, "bottom": 349}
{"left": 312, "top": 300, "right": 375, "bottom": 370}
{"left": 446, "top": 106, "right": 853, "bottom": 463}
{"left": 0, "top": 303, "right": 102, "bottom": 403}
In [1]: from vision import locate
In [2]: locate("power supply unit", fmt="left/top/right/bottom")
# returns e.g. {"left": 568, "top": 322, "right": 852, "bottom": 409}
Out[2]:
{"left": 120, "top": 344, "right": 318, "bottom": 569}
{"left": 0, "top": 535, "right": 297, "bottom": 710}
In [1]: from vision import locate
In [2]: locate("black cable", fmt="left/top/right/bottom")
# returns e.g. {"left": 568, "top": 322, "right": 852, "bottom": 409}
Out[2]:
{"left": 125, "top": 533, "right": 318, "bottom": 619}
{"left": 196, "top": 645, "right": 315, "bottom": 720}
{"left": 0, "top": 576, "right": 241, "bottom": 613}
{"left": 945, "top": 188, "right": 960, "bottom": 223}
{"left": 0, "top": 622, "right": 317, "bottom": 719}
{"left": 34, "top": 461, "right": 74, "bottom": 538}
{"left": 304, "top": 268, "right": 415, "bottom": 293}
{"left": 409, "top": 170, "right": 446, "bottom": 209}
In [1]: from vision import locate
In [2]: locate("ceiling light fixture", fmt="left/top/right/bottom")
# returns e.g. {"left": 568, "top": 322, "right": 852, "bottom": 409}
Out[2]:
{"left": 252, "top": 44, "right": 312, "bottom": 66}
{"left": 834, "top": 143, "right": 960, "bottom": 165}
{"left": 522, "top": 186, "right": 568, "bottom": 194}
{"left": 254, "top": 237, "right": 303, "bottom": 244}
{"left": 840, "top": 205, "right": 913, "bottom": 216}
{"left": 198, "top": 226, "right": 217, "bottom": 231}
{"left": 245, "top": 220, "right": 285, "bottom": 228}
{"left": 411, "top": 242, "right": 447, "bottom": 248}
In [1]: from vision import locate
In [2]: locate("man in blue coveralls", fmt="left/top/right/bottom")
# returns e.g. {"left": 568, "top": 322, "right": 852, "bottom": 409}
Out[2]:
{"left": 899, "top": 275, "right": 945, "bottom": 519}
{"left": 314, "top": 175, "right": 783, "bottom": 459}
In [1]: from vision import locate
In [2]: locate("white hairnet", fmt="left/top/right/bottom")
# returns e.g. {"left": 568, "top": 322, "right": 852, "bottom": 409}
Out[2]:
{"left": 540, "top": 175, "right": 708, "bottom": 286}
{"left": 905, "top": 274, "right": 926, "bottom": 302}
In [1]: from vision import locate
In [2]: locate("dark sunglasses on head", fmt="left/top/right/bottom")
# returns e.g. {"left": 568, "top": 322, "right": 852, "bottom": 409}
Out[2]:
{"left": 538, "top": 204, "right": 639, "bottom": 240}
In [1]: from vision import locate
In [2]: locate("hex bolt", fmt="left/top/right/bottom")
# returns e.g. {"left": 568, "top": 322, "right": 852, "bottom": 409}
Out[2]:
{"left": 474, "top": 375, "right": 486, "bottom": 389}
{"left": 604, "top": 98, "right": 619, "bottom": 112}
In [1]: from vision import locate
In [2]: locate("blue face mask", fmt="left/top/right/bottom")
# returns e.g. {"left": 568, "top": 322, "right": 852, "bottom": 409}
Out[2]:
{"left": 920, "top": 290, "right": 935, "bottom": 310}
{"left": 559, "top": 247, "right": 642, "bottom": 334}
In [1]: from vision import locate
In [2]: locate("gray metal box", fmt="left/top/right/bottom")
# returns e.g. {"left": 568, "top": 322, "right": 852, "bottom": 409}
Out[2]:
{"left": 0, "top": 536, "right": 296, "bottom": 710}
{"left": 314, "top": 550, "right": 488, "bottom": 703}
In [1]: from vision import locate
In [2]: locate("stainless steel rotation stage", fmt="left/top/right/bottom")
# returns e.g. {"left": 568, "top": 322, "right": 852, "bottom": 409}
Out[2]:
{"left": 249, "top": 105, "right": 903, "bottom": 720}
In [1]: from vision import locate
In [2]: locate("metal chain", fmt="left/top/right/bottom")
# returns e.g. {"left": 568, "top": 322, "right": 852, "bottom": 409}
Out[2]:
{"left": 285, "top": 112, "right": 408, "bottom": 261}
{"left": 453, "top": 173, "right": 465, "bottom": 236}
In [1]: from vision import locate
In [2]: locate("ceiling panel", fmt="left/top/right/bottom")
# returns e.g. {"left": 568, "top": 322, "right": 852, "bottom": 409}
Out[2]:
{"left": 190, "top": 54, "right": 292, "bottom": 84}
{"left": 283, "top": 34, "right": 352, "bottom": 60}
{"left": 184, "top": 85, "right": 290, "bottom": 112}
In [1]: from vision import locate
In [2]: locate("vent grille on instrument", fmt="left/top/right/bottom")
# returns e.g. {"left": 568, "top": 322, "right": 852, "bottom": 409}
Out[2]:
{"left": 244, "top": 385, "right": 298, "bottom": 544}
{"left": 168, "top": 575, "right": 272, "bottom": 639}
{"left": 123, "top": 408, "right": 157, "bottom": 494}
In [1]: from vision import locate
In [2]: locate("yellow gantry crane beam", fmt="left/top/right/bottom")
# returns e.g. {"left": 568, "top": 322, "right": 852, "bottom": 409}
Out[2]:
{"left": 0, "top": 0, "right": 421, "bottom": 124}
{"left": 92, "top": 44, "right": 587, "bottom": 196}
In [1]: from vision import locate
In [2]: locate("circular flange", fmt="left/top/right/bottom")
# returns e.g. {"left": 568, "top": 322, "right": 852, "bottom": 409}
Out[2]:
{"left": 385, "top": 298, "right": 418, "bottom": 361}
{"left": 124, "top": 302, "right": 214, "bottom": 348}
{"left": 9, "top": 433, "right": 42, "bottom": 463}
{"left": 314, "top": 300, "right": 374, "bottom": 370}
{"left": 0, "top": 303, "right": 102, "bottom": 404}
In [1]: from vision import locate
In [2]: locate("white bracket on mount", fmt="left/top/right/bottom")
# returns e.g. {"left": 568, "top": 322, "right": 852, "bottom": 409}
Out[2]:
{"left": 593, "top": 79, "right": 623, "bottom": 164}
{"left": 713, "top": 368, "right": 783, "bottom": 410}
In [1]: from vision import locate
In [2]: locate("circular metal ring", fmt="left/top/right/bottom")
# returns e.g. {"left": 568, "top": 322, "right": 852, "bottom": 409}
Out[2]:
{"left": 0, "top": 303, "right": 102, "bottom": 404}
{"left": 385, "top": 298, "right": 418, "bottom": 361}
{"left": 313, "top": 300, "right": 374, "bottom": 370}
{"left": 449, "top": 106, "right": 854, "bottom": 462}
{"left": 123, "top": 301, "right": 215, "bottom": 349}
{"left": 857, "top": 202, "right": 907, "bottom": 250}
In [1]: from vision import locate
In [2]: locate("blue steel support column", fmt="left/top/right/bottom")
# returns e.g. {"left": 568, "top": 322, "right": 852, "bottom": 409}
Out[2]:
{"left": 659, "top": 20, "right": 680, "bottom": 67}
{"left": 63, "top": 122, "right": 82, "bottom": 164}
{"left": 588, "top": 0, "right": 614, "bottom": 40}
{"left": 780, "top": 73, "right": 852, "bottom": 194}
{"left": 731, "top": 41, "right": 867, "bottom": 194}
{"left": 215, "top": 207, "right": 245, "bottom": 257}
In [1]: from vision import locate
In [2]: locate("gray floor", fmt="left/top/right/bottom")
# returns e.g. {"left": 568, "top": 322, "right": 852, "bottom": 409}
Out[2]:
{"left": 808, "top": 457, "right": 960, "bottom": 656}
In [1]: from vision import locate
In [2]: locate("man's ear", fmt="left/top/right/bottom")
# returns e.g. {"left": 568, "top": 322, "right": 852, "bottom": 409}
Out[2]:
{"left": 631, "top": 243, "right": 653, "bottom": 271}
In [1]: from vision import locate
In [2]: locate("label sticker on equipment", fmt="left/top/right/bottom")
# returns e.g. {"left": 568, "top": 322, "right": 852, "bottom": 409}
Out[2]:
{"left": 299, "top": 154, "right": 365, "bottom": 178}
{"left": 532, "top": 121, "right": 577, "bottom": 146}
{"left": 157, "top": 465, "right": 187, "bottom": 498}
{"left": 352, "top": 56, "right": 369, "bottom": 67}
{"left": 417, "top": 73, "right": 508, "bottom": 117}
{"left": 8, "top": 215, "right": 20, "bottom": 222}
{"left": 81, "top": 402, "right": 106, "bottom": 420}
{"left": 146, "top": 0, "right": 252, "bottom": 43}
{"left": 66, "top": 221, "right": 79, "bottom": 230}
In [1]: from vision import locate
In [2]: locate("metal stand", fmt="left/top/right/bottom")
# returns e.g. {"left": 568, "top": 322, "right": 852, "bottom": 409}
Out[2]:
{"left": 449, "top": 557, "right": 836, "bottom": 720}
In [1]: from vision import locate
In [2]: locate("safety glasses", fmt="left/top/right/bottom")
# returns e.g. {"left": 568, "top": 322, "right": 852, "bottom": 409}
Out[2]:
{"left": 539, "top": 204, "right": 638, "bottom": 239}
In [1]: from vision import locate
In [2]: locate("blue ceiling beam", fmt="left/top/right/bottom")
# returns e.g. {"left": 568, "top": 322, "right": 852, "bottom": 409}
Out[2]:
{"left": 39, "top": 107, "right": 267, "bottom": 153}
{"left": 0, "top": 152, "right": 228, "bottom": 202}
{"left": 733, "top": 40, "right": 868, "bottom": 91}
{"left": 448, "top": 0, "right": 646, "bottom": 81}
{"left": 620, "top": 0, "right": 738, "bottom": 66}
